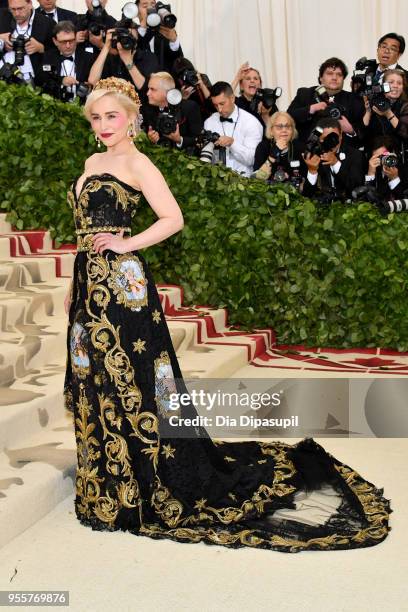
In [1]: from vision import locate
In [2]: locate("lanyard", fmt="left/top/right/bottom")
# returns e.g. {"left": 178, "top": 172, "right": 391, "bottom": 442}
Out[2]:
{"left": 221, "top": 107, "right": 240, "bottom": 138}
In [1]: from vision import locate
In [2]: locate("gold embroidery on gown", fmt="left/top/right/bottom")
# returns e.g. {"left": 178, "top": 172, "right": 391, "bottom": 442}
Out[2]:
{"left": 64, "top": 174, "right": 391, "bottom": 552}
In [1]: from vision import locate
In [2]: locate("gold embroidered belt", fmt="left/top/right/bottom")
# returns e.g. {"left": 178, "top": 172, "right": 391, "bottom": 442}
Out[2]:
{"left": 76, "top": 226, "right": 131, "bottom": 252}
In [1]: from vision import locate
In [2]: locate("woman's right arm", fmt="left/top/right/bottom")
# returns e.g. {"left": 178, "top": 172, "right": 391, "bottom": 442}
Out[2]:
{"left": 87, "top": 30, "right": 113, "bottom": 87}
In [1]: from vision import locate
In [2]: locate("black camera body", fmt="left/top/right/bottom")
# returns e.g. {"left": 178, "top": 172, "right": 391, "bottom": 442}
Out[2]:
{"left": 179, "top": 68, "right": 199, "bottom": 88}
{"left": 11, "top": 33, "right": 30, "bottom": 66}
{"left": 157, "top": 110, "right": 178, "bottom": 135}
{"left": 77, "top": 0, "right": 106, "bottom": 37}
{"left": 146, "top": 2, "right": 177, "bottom": 29}
{"left": 111, "top": 27, "right": 137, "bottom": 51}
{"left": 360, "top": 76, "right": 391, "bottom": 111}
{"left": 351, "top": 57, "right": 377, "bottom": 93}
{"left": 111, "top": 3, "right": 138, "bottom": 51}
{"left": 380, "top": 152, "right": 399, "bottom": 168}
{"left": 250, "top": 87, "right": 282, "bottom": 113}
{"left": 314, "top": 86, "right": 345, "bottom": 119}
{"left": 305, "top": 126, "right": 340, "bottom": 156}
{"left": 0, "top": 62, "right": 26, "bottom": 85}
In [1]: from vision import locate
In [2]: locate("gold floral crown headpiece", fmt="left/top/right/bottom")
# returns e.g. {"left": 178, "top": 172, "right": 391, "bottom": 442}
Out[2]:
{"left": 93, "top": 77, "right": 141, "bottom": 109}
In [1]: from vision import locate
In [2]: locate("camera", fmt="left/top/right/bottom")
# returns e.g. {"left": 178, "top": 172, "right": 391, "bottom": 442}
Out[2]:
{"left": 112, "top": 2, "right": 138, "bottom": 51}
{"left": 146, "top": 2, "right": 177, "bottom": 29}
{"left": 179, "top": 68, "right": 199, "bottom": 88}
{"left": 77, "top": 0, "right": 106, "bottom": 37}
{"left": 0, "top": 62, "right": 26, "bottom": 85}
{"left": 11, "top": 33, "right": 30, "bottom": 66}
{"left": 351, "top": 57, "right": 377, "bottom": 93}
{"left": 314, "top": 85, "right": 346, "bottom": 119}
{"left": 156, "top": 88, "right": 182, "bottom": 135}
{"left": 250, "top": 87, "right": 282, "bottom": 113}
{"left": 380, "top": 152, "right": 398, "bottom": 168}
{"left": 196, "top": 130, "right": 220, "bottom": 163}
{"left": 305, "top": 126, "right": 339, "bottom": 156}
{"left": 360, "top": 76, "right": 391, "bottom": 111}
{"left": 352, "top": 185, "right": 408, "bottom": 215}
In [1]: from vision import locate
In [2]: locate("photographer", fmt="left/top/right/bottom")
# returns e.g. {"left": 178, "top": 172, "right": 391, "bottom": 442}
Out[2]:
{"left": 253, "top": 112, "right": 303, "bottom": 188}
{"left": 171, "top": 56, "right": 213, "bottom": 120}
{"left": 287, "top": 57, "right": 364, "bottom": 146}
{"left": 0, "top": 0, "right": 53, "bottom": 80}
{"left": 35, "top": 21, "right": 93, "bottom": 102}
{"left": 362, "top": 69, "right": 408, "bottom": 151}
{"left": 136, "top": 0, "right": 182, "bottom": 73}
{"left": 302, "top": 117, "right": 365, "bottom": 202}
{"left": 87, "top": 26, "right": 159, "bottom": 86}
{"left": 204, "top": 81, "right": 263, "bottom": 177}
{"left": 76, "top": 0, "right": 116, "bottom": 53}
{"left": 232, "top": 62, "right": 279, "bottom": 127}
{"left": 365, "top": 135, "right": 408, "bottom": 199}
{"left": 35, "top": 0, "right": 77, "bottom": 25}
{"left": 373, "top": 33, "right": 407, "bottom": 83}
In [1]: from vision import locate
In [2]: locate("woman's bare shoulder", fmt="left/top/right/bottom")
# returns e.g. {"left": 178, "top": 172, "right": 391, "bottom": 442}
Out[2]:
{"left": 129, "top": 151, "right": 160, "bottom": 176}
{"left": 84, "top": 152, "right": 105, "bottom": 169}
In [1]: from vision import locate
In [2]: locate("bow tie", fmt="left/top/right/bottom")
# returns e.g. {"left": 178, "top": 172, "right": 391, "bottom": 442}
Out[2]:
{"left": 41, "top": 9, "right": 56, "bottom": 19}
{"left": 62, "top": 55, "right": 74, "bottom": 62}
{"left": 220, "top": 116, "right": 233, "bottom": 123}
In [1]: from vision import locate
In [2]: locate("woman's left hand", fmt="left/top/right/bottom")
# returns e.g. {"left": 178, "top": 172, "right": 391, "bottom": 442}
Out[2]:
{"left": 372, "top": 105, "right": 392, "bottom": 117}
{"left": 92, "top": 230, "right": 130, "bottom": 254}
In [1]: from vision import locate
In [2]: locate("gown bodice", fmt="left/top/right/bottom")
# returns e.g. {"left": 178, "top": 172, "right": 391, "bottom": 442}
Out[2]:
{"left": 67, "top": 173, "right": 141, "bottom": 251}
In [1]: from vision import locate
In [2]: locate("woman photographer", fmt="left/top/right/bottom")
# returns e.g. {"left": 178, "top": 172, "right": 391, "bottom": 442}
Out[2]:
{"left": 362, "top": 69, "right": 408, "bottom": 150}
{"left": 232, "top": 62, "right": 278, "bottom": 126}
{"left": 253, "top": 111, "right": 302, "bottom": 185}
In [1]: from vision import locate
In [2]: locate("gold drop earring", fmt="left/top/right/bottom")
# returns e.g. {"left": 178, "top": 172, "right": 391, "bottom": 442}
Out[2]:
{"left": 127, "top": 122, "right": 136, "bottom": 140}
{"left": 95, "top": 134, "right": 101, "bottom": 149}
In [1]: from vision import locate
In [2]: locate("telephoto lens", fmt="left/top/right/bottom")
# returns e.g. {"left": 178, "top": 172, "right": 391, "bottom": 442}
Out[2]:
{"left": 383, "top": 199, "right": 408, "bottom": 213}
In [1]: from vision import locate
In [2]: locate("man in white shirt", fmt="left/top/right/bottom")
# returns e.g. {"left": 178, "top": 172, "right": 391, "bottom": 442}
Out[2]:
{"left": 204, "top": 81, "right": 263, "bottom": 177}
{"left": 0, "top": 0, "right": 52, "bottom": 80}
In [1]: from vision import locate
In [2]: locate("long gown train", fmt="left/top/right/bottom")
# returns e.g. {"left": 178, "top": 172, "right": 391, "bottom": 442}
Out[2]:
{"left": 64, "top": 173, "right": 391, "bottom": 553}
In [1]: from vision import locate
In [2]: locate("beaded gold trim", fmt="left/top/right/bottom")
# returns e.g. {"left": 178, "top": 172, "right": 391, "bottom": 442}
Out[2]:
{"left": 76, "top": 227, "right": 131, "bottom": 252}
{"left": 75, "top": 226, "right": 132, "bottom": 235}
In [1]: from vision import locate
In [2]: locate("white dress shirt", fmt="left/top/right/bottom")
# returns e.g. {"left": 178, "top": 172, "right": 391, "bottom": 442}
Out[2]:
{"left": 204, "top": 105, "right": 263, "bottom": 177}
{"left": 137, "top": 26, "right": 180, "bottom": 53}
{"left": 2, "top": 11, "right": 35, "bottom": 80}
{"left": 60, "top": 53, "right": 77, "bottom": 97}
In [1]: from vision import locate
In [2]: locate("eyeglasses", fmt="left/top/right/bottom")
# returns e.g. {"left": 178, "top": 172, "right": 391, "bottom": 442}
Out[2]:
{"left": 273, "top": 124, "right": 291, "bottom": 129}
{"left": 59, "top": 39, "right": 76, "bottom": 45}
{"left": 379, "top": 43, "right": 400, "bottom": 53}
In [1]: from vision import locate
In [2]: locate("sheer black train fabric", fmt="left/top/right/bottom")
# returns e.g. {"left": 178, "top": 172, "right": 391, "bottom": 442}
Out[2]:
{"left": 64, "top": 174, "right": 391, "bottom": 552}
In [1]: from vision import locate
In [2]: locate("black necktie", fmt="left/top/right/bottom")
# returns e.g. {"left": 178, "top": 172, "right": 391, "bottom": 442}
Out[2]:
{"left": 62, "top": 56, "right": 74, "bottom": 62}
{"left": 220, "top": 116, "right": 233, "bottom": 123}
{"left": 374, "top": 69, "right": 383, "bottom": 83}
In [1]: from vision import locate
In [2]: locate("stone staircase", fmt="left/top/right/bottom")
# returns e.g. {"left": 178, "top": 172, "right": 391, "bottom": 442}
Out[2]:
{"left": 0, "top": 213, "right": 273, "bottom": 549}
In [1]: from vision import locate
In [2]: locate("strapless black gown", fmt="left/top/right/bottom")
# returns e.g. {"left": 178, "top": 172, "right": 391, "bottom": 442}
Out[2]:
{"left": 64, "top": 173, "right": 391, "bottom": 552}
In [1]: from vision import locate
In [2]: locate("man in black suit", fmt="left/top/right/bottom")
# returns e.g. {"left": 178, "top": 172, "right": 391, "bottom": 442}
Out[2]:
{"left": 135, "top": 0, "right": 182, "bottom": 73}
{"left": 0, "top": 0, "right": 53, "bottom": 79}
{"left": 365, "top": 135, "right": 408, "bottom": 200}
{"left": 302, "top": 117, "right": 365, "bottom": 202}
{"left": 35, "top": 20, "right": 94, "bottom": 102}
{"left": 288, "top": 57, "right": 365, "bottom": 147}
{"left": 35, "top": 0, "right": 77, "bottom": 25}
{"left": 373, "top": 33, "right": 408, "bottom": 83}
{"left": 76, "top": 0, "right": 116, "bottom": 53}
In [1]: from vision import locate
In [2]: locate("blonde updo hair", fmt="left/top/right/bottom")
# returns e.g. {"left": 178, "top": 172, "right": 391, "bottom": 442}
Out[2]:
{"left": 266, "top": 111, "right": 297, "bottom": 141}
{"left": 84, "top": 89, "right": 140, "bottom": 122}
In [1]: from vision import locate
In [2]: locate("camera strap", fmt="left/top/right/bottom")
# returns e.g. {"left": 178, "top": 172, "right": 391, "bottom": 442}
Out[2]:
{"left": 221, "top": 107, "right": 240, "bottom": 139}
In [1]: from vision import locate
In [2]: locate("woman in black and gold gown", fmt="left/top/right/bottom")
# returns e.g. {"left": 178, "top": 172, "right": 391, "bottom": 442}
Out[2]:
{"left": 64, "top": 77, "right": 391, "bottom": 553}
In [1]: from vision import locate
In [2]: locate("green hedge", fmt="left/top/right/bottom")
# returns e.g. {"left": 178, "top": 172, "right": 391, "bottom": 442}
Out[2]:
{"left": 1, "top": 82, "right": 408, "bottom": 350}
